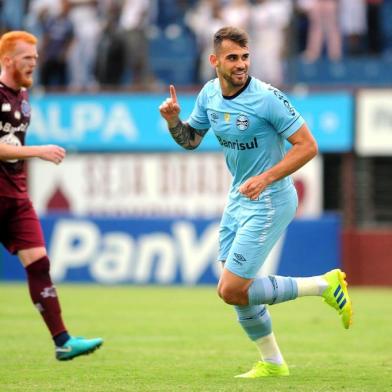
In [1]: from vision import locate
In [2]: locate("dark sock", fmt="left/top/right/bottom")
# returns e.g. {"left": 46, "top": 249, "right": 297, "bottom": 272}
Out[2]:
{"left": 53, "top": 331, "right": 71, "bottom": 347}
{"left": 25, "top": 256, "right": 68, "bottom": 340}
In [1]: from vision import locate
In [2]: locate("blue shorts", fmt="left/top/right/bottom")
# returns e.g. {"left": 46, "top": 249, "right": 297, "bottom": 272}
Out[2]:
{"left": 218, "top": 187, "right": 297, "bottom": 279}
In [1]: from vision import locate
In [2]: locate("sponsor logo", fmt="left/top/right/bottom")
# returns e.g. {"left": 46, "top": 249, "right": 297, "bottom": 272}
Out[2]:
{"left": 21, "top": 100, "right": 31, "bottom": 117}
{"left": 49, "top": 220, "right": 221, "bottom": 284}
{"left": 224, "top": 113, "right": 230, "bottom": 122}
{"left": 216, "top": 135, "right": 258, "bottom": 150}
{"left": 236, "top": 114, "right": 249, "bottom": 131}
{"left": 56, "top": 346, "right": 72, "bottom": 353}
{"left": 233, "top": 252, "right": 246, "bottom": 265}
{"left": 0, "top": 121, "right": 28, "bottom": 134}
{"left": 269, "top": 87, "right": 296, "bottom": 116}
{"left": 2, "top": 103, "right": 11, "bottom": 112}
{"left": 210, "top": 111, "right": 219, "bottom": 123}
{"left": 40, "top": 286, "right": 58, "bottom": 298}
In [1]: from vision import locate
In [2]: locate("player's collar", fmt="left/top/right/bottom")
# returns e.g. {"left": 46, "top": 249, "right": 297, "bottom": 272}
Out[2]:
{"left": 0, "top": 80, "right": 21, "bottom": 94}
{"left": 222, "top": 76, "right": 251, "bottom": 100}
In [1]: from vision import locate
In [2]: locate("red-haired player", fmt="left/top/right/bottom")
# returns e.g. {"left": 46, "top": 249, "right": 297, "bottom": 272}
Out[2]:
{"left": 0, "top": 31, "right": 103, "bottom": 360}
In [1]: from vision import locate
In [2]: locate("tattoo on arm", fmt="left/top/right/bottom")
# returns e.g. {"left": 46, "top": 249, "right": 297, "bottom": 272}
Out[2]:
{"left": 168, "top": 121, "right": 206, "bottom": 150}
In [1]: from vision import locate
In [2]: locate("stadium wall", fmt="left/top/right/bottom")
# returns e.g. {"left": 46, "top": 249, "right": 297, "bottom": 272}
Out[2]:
{"left": 1, "top": 91, "right": 391, "bottom": 285}
{"left": 342, "top": 230, "right": 392, "bottom": 286}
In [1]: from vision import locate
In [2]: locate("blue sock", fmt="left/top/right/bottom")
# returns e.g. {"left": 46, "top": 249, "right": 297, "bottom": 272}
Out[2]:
{"left": 234, "top": 305, "right": 272, "bottom": 341}
{"left": 248, "top": 275, "right": 298, "bottom": 306}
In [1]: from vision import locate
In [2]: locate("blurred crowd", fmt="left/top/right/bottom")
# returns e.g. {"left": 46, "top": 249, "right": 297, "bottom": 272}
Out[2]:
{"left": 0, "top": 0, "right": 388, "bottom": 90}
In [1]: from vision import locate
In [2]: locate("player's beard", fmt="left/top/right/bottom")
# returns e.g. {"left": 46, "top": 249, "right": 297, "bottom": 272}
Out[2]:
{"left": 223, "top": 71, "right": 248, "bottom": 88}
{"left": 12, "top": 67, "right": 33, "bottom": 88}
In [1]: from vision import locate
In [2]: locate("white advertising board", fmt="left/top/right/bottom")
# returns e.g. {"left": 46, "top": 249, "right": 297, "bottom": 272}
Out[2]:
{"left": 357, "top": 89, "right": 392, "bottom": 156}
{"left": 29, "top": 153, "right": 322, "bottom": 217}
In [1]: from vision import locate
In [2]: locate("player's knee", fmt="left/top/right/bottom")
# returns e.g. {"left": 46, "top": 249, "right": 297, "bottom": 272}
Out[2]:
{"left": 26, "top": 255, "right": 50, "bottom": 275}
{"left": 217, "top": 284, "right": 245, "bottom": 305}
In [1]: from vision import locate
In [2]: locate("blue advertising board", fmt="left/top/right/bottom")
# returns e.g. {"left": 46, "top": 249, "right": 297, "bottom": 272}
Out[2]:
{"left": 27, "top": 92, "right": 353, "bottom": 152}
{"left": 1, "top": 215, "right": 341, "bottom": 284}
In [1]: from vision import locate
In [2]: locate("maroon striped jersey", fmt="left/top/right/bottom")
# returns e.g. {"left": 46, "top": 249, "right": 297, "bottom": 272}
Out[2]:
{"left": 0, "top": 82, "right": 31, "bottom": 198}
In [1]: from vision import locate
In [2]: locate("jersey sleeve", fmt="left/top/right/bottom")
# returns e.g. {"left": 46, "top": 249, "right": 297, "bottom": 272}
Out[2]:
{"left": 187, "top": 83, "right": 211, "bottom": 132}
{"left": 264, "top": 86, "right": 305, "bottom": 139}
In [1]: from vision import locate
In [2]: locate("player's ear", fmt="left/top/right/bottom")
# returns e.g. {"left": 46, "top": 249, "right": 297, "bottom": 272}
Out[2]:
{"left": 209, "top": 53, "right": 218, "bottom": 68}
{"left": 1, "top": 54, "right": 11, "bottom": 67}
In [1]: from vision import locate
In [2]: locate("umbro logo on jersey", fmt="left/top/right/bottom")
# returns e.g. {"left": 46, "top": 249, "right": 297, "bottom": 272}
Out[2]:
{"left": 210, "top": 111, "right": 219, "bottom": 123}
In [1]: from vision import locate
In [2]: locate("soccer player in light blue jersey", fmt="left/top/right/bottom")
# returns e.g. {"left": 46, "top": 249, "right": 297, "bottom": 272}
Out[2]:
{"left": 159, "top": 26, "right": 352, "bottom": 378}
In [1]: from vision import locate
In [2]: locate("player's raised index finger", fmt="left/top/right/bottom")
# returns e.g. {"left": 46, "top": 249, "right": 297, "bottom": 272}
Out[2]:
{"left": 170, "top": 85, "right": 178, "bottom": 104}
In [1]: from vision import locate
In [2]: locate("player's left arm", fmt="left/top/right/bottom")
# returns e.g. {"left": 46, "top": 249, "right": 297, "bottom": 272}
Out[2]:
{"left": 239, "top": 123, "right": 317, "bottom": 200}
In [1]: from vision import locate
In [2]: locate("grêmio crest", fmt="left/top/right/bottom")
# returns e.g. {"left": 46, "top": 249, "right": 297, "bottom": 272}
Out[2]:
{"left": 236, "top": 113, "right": 249, "bottom": 131}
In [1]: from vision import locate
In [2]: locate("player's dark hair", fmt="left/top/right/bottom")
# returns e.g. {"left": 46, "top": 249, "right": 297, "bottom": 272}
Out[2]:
{"left": 213, "top": 27, "right": 249, "bottom": 52}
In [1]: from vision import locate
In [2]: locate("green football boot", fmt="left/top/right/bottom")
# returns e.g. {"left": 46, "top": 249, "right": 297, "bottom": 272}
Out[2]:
{"left": 235, "top": 361, "right": 290, "bottom": 378}
{"left": 56, "top": 336, "right": 103, "bottom": 361}
{"left": 322, "top": 269, "right": 353, "bottom": 329}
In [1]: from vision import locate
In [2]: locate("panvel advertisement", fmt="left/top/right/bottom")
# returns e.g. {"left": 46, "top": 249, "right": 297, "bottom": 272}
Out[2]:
{"left": 1, "top": 215, "right": 340, "bottom": 284}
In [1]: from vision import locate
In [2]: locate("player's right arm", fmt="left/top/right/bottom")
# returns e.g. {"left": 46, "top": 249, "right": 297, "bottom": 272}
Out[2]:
{"left": 0, "top": 144, "right": 66, "bottom": 165}
{"left": 159, "top": 85, "right": 206, "bottom": 150}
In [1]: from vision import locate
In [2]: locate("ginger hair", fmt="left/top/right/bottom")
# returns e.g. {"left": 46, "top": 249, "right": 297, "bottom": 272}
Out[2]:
{"left": 0, "top": 31, "right": 37, "bottom": 61}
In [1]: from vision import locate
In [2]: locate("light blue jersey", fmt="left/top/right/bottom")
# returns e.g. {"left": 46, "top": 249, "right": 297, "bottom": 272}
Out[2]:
{"left": 187, "top": 76, "right": 305, "bottom": 278}
{"left": 188, "top": 76, "right": 305, "bottom": 207}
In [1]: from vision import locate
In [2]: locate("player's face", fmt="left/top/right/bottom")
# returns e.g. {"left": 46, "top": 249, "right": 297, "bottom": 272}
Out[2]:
{"left": 212, "top": 40, "right": 250, "bottom": 89}
{"left": 9, "top": 41, "right": 38, "bottom": 88}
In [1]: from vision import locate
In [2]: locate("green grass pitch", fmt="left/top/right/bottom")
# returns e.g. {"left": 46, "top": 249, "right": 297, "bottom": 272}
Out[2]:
{"left": 1, "top": 284, "right": 391, "bottom": 392}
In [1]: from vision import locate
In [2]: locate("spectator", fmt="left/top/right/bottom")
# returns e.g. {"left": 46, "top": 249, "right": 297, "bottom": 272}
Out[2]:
{"left": 366, "top": 0, "right": 383, "bottom": 54}
{"left": 94, "top": 1, "right": 125, "bottom": 87}
{"left": 0, "top": 0, "right": 28, "bottom": 31}
{"left": 39, "top": 0, "right": 74, "bottom": 89}
{"left": 185, "top": 0, "right": 225, "bottom": 83}
{"left": 340, "top": 0, "right": 367, "bottom": 55}
{"left": 250, "top": 0, "right": 293, "bottom": 87}
{"left": 220, "top": 0, "right": 250, "bottom": 30}
{"left": 302, "top": 0, "right": 342, "bottom": 62}
{"left": 25, "top": 0, "right": 63, "bottom": 38}
{"left": 119, "top": 0, "right": 154, "bottom": 88}
{"left": 68, "top": 0, "right": 101, "bottom": 92}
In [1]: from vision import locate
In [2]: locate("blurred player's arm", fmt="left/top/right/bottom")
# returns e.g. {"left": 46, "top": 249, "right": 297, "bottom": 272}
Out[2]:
{"left": 0, "top": 144, "right": 66, "bottom": 164}
{"left": 159, "top": 84, "right": 207, "bottom": 150}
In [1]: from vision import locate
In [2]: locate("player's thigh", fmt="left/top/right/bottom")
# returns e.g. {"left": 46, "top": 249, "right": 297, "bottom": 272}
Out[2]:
{"left": 225, "top": 198, "right": 297, "bottom": 279}
{"left": 218, "top": 204, "right": 239, "bottom": 262}
{"left": 4, "top": 198, "right": 46, "bottom": 256}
